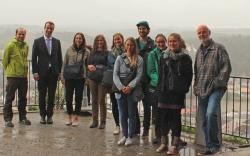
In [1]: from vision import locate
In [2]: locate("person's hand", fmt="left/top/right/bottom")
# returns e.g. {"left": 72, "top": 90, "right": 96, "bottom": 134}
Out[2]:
{"left": 125, "top": 86, "right": 132, "bottom": 94}
{"left": 33, "top": 73, "right": 40, "bottom": 81}
{"left": 88, "top": 65, "right": 96, "bottom": 72}
{"left": 122, "top": 86, "right": 131, "bottom": 94}
{"left": 61, "top": 78, "right": 65, "bottom": 85}
{"left": 58, "top": 73, "right": 62, "bottom": 81}
{"left": 121, "top": 87, "right": 127, "bottom": 94}
{"left": 193, "top": 87, "right": 198, "bottom": 96}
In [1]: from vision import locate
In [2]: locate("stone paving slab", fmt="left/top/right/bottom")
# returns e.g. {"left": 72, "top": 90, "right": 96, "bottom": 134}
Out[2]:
{"left": 0, "top": 111, "right": 245, "bottom": 156}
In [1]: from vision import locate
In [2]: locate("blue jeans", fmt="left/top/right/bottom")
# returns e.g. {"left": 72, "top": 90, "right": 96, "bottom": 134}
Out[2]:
{"left": 198, "top": 89, "right": 224, "bottom": 149}
{"left": 116, "top": 93, "right": 137, "bottom": 138}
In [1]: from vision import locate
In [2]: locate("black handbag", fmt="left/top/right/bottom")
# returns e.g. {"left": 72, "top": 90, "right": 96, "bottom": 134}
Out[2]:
{"left": 63, "top": 51, "right": 84, "bottom": 79}
{"left": 132, "top": 84, "right": 144, "bottom": 102}
{"left": 101, "top": 69, "right": 113, "bottom": 88}
{"left": 87, "top": 64, "right": 106, "bottom": 82}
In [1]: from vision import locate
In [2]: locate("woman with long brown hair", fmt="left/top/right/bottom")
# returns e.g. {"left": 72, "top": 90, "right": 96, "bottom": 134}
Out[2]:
{"left": 61, "top": 32, "right": 89, "bottom": 126}
{"left": 87, "top": 34, "right": 109, "bottom": 129}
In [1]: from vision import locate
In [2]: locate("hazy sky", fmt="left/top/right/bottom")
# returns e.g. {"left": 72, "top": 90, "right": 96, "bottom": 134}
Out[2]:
{"left": 1, "top": 0, "right": 250, "bottom": 29}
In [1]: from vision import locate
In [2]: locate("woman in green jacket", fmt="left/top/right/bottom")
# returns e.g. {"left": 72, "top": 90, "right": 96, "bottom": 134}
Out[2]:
{"left": 147, "top": 34, "right": 167, "bottom": 145}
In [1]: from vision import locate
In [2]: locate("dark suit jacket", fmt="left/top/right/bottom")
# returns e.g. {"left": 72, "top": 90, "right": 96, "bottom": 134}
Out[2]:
{"left": 32, "top": 36, "right": 62, "bottom": 77}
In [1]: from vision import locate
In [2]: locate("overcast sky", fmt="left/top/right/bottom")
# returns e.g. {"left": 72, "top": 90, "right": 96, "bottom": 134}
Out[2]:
{"left": 1, "top": 0, "right": 250, "bottom": 29}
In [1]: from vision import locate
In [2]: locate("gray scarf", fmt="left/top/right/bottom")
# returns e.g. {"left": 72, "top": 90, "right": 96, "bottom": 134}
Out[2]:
{"left": 111, "top": 47, "right": 124, "bottom": 58}
{"left": 161, "top": 48, "right": 187, "bottom": 91}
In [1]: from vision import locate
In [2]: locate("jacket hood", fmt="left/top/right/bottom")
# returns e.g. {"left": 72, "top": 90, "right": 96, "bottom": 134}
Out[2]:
{"left": 11, "top": 38, "right": 28, "bottom": 47}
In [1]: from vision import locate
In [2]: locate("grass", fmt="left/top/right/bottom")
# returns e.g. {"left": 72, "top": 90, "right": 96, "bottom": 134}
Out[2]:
{"left": 223, "top": 135, "right": 250, "bottom": 145}
{"left": 27, "top": 106, "right": 39, "bottom": 112}
{"left": 182, "top": 125, "right": 196, "bottom": 133}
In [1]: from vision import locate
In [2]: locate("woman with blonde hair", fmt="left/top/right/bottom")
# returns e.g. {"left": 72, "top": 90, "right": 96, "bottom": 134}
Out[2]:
{"left": 156, "top": 33, "right": 192, "bottom": 154}
{"left": 113, "top": 37, "right": 143, "bottom": 146}
{"left": 108, "top": 33, "right": 125, "bottom": 135}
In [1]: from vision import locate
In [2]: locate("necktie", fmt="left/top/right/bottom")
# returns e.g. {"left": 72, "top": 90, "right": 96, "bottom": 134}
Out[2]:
{"left": 46, "top": 38, "right": 51, "bottom": 55}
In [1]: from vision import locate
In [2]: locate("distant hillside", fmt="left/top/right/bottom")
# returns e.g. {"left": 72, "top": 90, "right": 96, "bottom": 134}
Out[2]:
{"left": 0, "top": 25, "right": 249, "bottom": 77}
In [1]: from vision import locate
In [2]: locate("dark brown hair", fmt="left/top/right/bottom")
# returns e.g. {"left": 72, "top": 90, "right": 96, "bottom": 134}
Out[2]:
{"left": 73, "top": 32, "right": 86, "bottom": 49}
{"left": 44, "top": 21, "right": 55, "bottom": 28}
{"left": 93, "top": 34, "right": 108, "bottom": 52}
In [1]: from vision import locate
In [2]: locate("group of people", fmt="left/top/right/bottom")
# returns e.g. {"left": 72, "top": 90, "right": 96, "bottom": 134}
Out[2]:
{"left": 2, "top": 20, "right": 231, "bottom": 155}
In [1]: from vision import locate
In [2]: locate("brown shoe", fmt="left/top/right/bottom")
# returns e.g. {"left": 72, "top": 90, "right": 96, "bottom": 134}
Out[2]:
{"left": 89, "top": 122, "right": 98, "bottom": 128}
{"left": 167, "top": 146, "right": 178, "bottom": 155}
{"left": 99, "top": 122, "right": 106, "bottom": 129}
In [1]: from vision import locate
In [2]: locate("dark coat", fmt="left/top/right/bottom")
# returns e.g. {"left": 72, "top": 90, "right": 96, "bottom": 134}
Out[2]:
{"left": 135, "top": 37, "right": 155, "bottom": 84}
{"left": 157, "top": 49, "right": 193, "bottom": 107}
{"left": 32, "top": 36, "right": 62, "bottom": 77}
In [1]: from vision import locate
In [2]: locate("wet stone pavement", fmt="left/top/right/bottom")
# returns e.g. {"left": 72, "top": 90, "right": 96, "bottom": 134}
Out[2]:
{"left": 0, "top": 111, "right": 248, "bottom": 156}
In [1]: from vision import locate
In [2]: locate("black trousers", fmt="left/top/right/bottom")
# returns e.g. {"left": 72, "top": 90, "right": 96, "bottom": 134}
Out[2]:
{"left": 141, "top": 84, "right": 152, "bottom": 129}
{"left": 87, "top": 84, "right": 91, "bottom": 104}
{"left": 160, "top": 108, "right": 182, "bottom": 137}
{"left": 65, "top": 79, "right": 85, "bottom": 115}
{"left": 110, "top": 92, "right": 119, "bottom": 126}
{"left": 3, "top": 77, "right": 28, "bottom": 122}
{"left": 38, "top": 70, "right": 58, "bottom": 118}
{"left": 135, "top": 105, "right": 140, "bottom": 134}
{"left": 149, "top": 88, "right": 161, "bottom": 138}
{"left": 134, "top": 84, "right": 151, "bottom": 133}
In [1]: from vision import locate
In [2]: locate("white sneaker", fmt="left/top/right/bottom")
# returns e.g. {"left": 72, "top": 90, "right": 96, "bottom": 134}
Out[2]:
{"left": 65, "top": 121, "right": 72, "bottom": 126}
{"left": 117, "top": 137, "right": 126, "bottom": 145}
{"left": 156, "top": 144, "right": 167, "bottom": 153}
{"left": 113, "top": 126, "right": 120, "bottom": 135}
{"left": 125, "top": 138, "right": 133, "bottom": 146}
{"left": 72, "top": 121, "right": 79, "bottom": 127}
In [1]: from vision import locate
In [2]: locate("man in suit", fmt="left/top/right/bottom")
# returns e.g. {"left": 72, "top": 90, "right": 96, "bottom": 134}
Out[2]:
{"left": 32, "top": 21, "right": 62, "bottom": 124}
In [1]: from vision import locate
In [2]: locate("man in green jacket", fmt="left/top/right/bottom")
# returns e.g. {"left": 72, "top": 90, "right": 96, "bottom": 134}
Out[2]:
{"left": 2, "top": 27, "right": 31, "bottom": 127}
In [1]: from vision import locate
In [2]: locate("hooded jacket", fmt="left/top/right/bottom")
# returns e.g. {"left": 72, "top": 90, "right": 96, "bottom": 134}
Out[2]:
{"left": 158, "top": 48, "right": 193, "bottom": 107}
{"left": 147, "top": 47, "right": 162, "bottom": 87}
{"left": 2, "top": 38, "right": 29, "bottom": 77}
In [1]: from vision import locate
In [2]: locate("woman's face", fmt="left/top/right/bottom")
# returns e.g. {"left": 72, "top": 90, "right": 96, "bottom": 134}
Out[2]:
{"left": 155, "top": 36, "right": 167, "bottom": 50}
{"left": 113, "top": 35, "right": 123, "bottom": 47}
{"left": 97, "top": 37, "right": 105, "bottom": 49}
{"left": 74, "top": 34, "right": 83, "bottom": 47}
{"left": 125, "top": 39, "right": 135, "bottom": 55}
{"left": 168, "top": 36, "right": 180, "bottom": 52}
